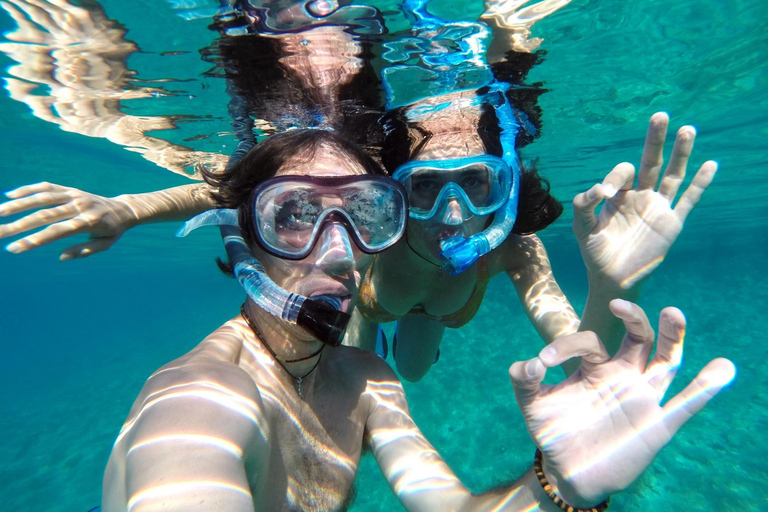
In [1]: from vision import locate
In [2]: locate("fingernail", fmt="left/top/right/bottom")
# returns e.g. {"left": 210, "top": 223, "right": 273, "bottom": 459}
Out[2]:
{"left": 60, "top": 253, "right": 72, "bottom": 261}
{"left": 6, "top": 242, "right": 20, "bottom": 253}
{"left": 540, "top": 346, "right": 557, "bottom": 364}
{"left": 603, "top": 184, "right": 616, "bottom": 198}
{"left": 525, "top": 358, "right": 544, "bottom": 378}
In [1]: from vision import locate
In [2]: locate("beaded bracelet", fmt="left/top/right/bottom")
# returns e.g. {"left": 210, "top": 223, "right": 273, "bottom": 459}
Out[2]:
{"left": 533, "top": 449, "right": 610, "bottom": 512}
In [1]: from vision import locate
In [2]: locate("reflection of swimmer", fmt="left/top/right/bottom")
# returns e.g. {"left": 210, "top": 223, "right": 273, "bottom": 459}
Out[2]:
{"left": 0, "top": 1, "right": 717, "bottom": 383}
{"left": 98, "top": 127, "right": 734, "bottom": 512}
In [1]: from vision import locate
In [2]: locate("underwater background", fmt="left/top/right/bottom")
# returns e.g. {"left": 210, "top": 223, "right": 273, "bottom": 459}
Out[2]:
{"left": 0, "top": 0, "right": 766, "bottom": 511}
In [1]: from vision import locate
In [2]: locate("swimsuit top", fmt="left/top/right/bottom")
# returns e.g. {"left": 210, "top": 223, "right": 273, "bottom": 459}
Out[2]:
{"left": 357, "top": 255, "right": 490, "bottom": 329}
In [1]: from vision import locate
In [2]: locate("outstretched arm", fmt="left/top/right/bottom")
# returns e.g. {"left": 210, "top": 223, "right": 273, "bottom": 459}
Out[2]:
{"left": 103, "top": 320, "right": 265, "bottom": 512}
{"left": 0, "top": 182, "right": 217, "bottom": 259}
{"left": 366, "top": 300, "right": 733, "bottom": 511}
{"left": 574, "top": 112, "right": 716, "bottom": 353}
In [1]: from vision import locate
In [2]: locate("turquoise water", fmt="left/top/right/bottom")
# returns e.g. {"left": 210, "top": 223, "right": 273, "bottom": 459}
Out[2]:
{"left": 0, "top": 1, "right": 766, "bottom": 511}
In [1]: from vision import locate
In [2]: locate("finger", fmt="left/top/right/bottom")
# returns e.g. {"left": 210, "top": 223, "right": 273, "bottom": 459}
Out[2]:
{"left": 0, "top": 203, "right": 77, "bottom": 239}
{"left": 601, "top": 161, "right": 636, "bottom": 196}
{"left": 60, "top": 237, "right": 116, "bottom": 261}
{"left": 5, "top": 216, "right": 88, "bottom": 253}
{"left": 637, "top": 112, "right": 669, "bottom": 190}
{"left": 0, "top": 191, "right": 75, "bottom": 219}
{"left": 673, "top": 160, "right": 717, "bottom": 221}
{"left": 3, "top": 0, "right": 55, "bottom": 34}
{"left": 4, "top": 182, "right": 68, "bottom": 199}
{"left": 645, "top": 307, "right": 685, "bottom": 397}
{"left": 18, "top": 0, "right": 64, "bottom": 31}
{"left": 610, "top": 299, "right": 655, "bottom": 370}
{"left": 572, "top": 183, "right": 602, "bottom": 240}
{"left": 658, "top": 125, "right": 696, "bottom": 201}
{"left": 0, "top": 1, "right": 47, "bottom": 43}
{"left": 538, "top": 331, "right": 610, "bottom": 373}
{"left": 509, "top": 357, "right": 547, "bottom": 408}
{"left": 662, "top": 358, "right": 736, "bottom": 436}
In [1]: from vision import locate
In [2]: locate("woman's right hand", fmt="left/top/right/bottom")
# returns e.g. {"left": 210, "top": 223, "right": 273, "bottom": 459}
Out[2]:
{"left": 0, "top": 182, "right": 137, "bottom": 260}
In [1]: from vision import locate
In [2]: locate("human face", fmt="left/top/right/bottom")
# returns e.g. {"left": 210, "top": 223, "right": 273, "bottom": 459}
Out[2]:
{"left": 251, "top": 144, "right": 377, "bottom": 315}
{"left": 251, "top": 175, "right": 407, "bottom": 260}
{"left": 403, "top": 136, "right": 494, "bottom": 265}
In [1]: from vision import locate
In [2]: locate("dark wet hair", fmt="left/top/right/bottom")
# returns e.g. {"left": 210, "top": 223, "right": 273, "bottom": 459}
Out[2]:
{"left": 378, "top": 103, "right": 562, "bottom": 236}
{"left": 203, "top": 129, "right": 381, "bottom": 206}
{"left": 201, "top": 25, "right": 386, "bottom": 157}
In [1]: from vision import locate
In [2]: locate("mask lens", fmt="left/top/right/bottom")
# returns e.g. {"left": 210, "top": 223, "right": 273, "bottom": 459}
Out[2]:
{"left": 252, "top": 176, "right": 407, "bottom": 259}
{"left": 396, "top": 157, "right": 508, "bottom": 220}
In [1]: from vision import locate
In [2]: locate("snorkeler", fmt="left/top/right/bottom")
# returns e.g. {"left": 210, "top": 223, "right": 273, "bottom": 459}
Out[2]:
{"left": 351, "top": 100, "right": 715, "bottom": 379}
{"left": 97, "top": 127, "right": 734, "bottom": 511}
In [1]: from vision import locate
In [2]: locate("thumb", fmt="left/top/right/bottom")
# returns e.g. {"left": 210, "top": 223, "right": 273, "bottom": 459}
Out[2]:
{"left": 60, "top": 237, "right": 117, "bottom": 261}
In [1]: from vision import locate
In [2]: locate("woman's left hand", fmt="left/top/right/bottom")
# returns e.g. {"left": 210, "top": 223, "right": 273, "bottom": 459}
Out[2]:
{"left": 572, "top": 112, "right": 716, "bottom": 289}
{"left": 509, "top": 299, "right": 735, "bottom": 507}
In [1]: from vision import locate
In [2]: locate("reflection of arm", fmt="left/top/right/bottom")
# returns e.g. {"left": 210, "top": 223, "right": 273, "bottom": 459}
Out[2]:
{"left": 103, "top": 322, "right": 266, "bottom": 512}
{"left": 480, "top": 0, "right": 573, "bottom": 60}
{"left": 364, "top": 367, "right": 557, "bottom": 511}
{"left": 0, "top": 0, "right": 226, "bottom": 177}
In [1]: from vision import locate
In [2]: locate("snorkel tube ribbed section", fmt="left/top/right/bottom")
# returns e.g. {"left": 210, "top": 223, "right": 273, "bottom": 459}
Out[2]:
{"left": 222, "top": 225, "right": 306, "bottom": 323}
{"left": 220, "top": 220, "right": 350, "bottom": 347}
{"left": 439, "top": 82, "right": 522, "bottom": 275}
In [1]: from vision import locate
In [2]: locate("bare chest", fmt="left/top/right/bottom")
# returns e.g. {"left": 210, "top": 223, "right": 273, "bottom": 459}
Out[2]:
{"left": 250, "top": 375, "right": 367, "bottom": 511}
{"left": 372, "top": 258, "right": 481, "bottom": 317}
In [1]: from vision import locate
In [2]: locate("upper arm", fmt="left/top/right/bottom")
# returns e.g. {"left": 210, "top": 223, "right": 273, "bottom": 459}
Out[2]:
{"left": 363, "top": 368, "right": 473, "bottom": 512}
{"left": 497, "top": 234, "right": 580, "bottom": 343}
{"left": 104, "top": 359, "right": 267, "bottom": 512}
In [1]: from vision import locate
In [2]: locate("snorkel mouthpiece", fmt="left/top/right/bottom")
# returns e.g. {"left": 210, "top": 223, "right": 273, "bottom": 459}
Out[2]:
{"left": 439, "top": 234, "right": 491, "bottom": 276}
{"left": 297, "top": 299, "right": 350, "bottom": 347}
{"left": 178, "top": 212, "right": 353, "bottom": 346}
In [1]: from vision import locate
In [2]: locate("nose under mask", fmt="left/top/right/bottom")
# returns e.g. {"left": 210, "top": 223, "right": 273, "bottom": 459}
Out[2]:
{"left": 438, "top": 197, "right": 472, "bottom": 226}
{"left": 315, "top": 224, "right": 355, "bottom": 268}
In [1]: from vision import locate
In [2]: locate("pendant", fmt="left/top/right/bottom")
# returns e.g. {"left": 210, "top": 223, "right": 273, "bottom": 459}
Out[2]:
{"left": 296, "top": 377, "right": 303, "bottom": 397}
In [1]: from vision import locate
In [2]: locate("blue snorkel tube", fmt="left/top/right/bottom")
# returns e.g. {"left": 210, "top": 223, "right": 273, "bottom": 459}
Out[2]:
{"left": 177, "top": 142, "right": 350, "bottom": 347}
{"left": 380, "top": 1, "right": 523, "bottom": 276}
{"left": 438, "top": 82, "right": 522, "bottom": 276}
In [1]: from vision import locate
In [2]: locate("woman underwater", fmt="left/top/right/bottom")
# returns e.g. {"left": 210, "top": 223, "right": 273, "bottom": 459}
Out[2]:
{"left": 0, "top": 0, "right": 716, "bottom": 382}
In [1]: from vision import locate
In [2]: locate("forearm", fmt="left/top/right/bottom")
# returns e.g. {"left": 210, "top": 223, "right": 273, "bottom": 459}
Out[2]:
{"left": 113, "top": 183, "right": 218, "bottom": 227}
{"left": 459, "top": 468, "right": 569, "bottom": 512}
{"left": 389, "top": 460, "right": 567, "bottom": 512}
{"left": 578, "top": 273, "right": 641, "bottom": 355}
{"left": 505, "top": 236, "right": 581, "bottom": 344}
{"left": 369, "top": 381, "right": 565, "bottom": 512}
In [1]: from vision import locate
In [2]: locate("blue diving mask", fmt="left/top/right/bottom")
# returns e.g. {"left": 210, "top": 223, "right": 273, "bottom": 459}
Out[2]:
{"left": 392, "top": 155, "right": 512, "bottom": 221}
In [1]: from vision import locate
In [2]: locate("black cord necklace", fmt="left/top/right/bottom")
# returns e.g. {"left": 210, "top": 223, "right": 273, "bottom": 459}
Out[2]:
{"left": 405, "top": 232, "right": 447, "bottom": 279}
{"left": 241, "top": 304, "right": 324, "bottom": 397}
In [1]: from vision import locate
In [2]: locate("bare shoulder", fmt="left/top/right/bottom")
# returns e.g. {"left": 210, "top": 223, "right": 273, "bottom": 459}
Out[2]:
{"left": 324, "top": 344, "right": 399, "bottom": 384}
{"left": 122, "top": 318, "right": 263, "bottom": 426}
{"left": 489, "top": 233, "right": 549, "bottom": 276}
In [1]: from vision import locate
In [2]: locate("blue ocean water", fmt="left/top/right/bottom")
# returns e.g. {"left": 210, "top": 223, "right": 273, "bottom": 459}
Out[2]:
{"left": 0, "top": 1, "right": 766, "bottom": 511}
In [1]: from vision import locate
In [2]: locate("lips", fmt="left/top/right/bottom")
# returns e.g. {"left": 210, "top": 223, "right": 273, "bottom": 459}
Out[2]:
{"left": 305, "top": 281, "right": 354, "bottom": 313}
